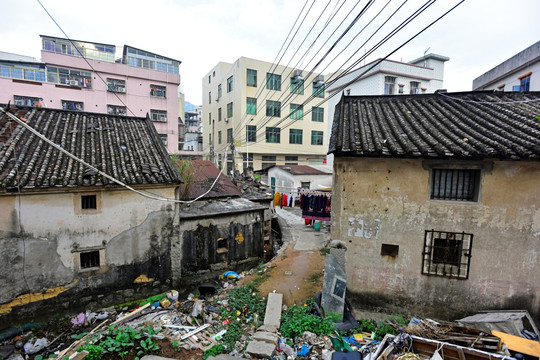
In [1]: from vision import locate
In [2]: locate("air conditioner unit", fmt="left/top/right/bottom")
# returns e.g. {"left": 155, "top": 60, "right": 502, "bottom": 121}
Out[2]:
{"left": 69, "top": 80, "right": 79, "bottom": 86}
{"left": 315, "top": 74, "right": 324, "bottom": 83}
{"left": 224, "top": 118, "right": 229, "bottom": 123}
{"left": 117, "top": 86, "right": 125, "bottom": 93}
{"left": 293, "top": 69, "right": 303, "bottom": 78}
{"left": 216, "top": 97, "right": 219, "bottom": 102}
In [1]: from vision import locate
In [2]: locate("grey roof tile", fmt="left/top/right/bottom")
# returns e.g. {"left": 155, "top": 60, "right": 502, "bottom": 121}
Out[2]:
{"left": 329, "top": 91, "right": 540, "bottom": 160}
{"left": 0, "top": 106, "right": 182, "bottom": 191}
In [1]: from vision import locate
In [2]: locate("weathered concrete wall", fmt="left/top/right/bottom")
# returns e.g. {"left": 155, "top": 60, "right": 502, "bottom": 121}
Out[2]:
{"left": 0, "top": 186, "right": 177, "bottom": 328}
{"left": 332, "top": 157, "right": 540, "bottom": 321}
{"left": 171, "top": 207, "right": 265, "bottom": 286}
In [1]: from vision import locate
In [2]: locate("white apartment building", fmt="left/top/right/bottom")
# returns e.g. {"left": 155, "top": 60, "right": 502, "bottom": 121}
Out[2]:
{"left": 202, "top": 57, "right": 328, "bottom": 174}
{"left": 473, "top": 41, "right": 539, "bottom": 92}
{"left": 325, "top": 53, "right": 449, "bottom": 166}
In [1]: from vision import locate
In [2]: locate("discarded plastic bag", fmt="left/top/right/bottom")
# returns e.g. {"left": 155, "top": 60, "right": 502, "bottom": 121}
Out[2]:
{"left": 24, "top": 338, "right": 49, "bottom": 354}
{"left": 330, "top": 334, "right": 353, "bottom": 352}
{"left": 191, "top": 299, "right": 204, "bottom": 317}
{"left": 297, "top": 344, "right": 311, "bottom": 356}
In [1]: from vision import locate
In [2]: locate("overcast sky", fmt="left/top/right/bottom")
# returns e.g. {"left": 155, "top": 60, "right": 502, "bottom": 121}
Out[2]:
{"left": 2, "top": 0, "right": 540, "bottom": 105}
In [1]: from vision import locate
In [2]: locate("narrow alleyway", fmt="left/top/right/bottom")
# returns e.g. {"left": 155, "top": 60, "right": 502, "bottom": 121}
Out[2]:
{"left": 239, "top": 207, "right": 329, "bottom": 305}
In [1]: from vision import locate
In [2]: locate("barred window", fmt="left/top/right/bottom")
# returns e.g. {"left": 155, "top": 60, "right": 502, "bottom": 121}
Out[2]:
{"left": 422, "top": 230, "right": 473, "bottom": 279}
{"left": 81, "top": 195, "right": 96, "bottom": 209}
{"left": 80, "top": 251, "right": 100, "bottom": 269}
{"left": 431, "top": 169, "right": 480, "bottom": 201}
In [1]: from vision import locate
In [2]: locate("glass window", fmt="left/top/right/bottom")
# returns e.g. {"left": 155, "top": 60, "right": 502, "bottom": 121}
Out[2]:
{"left": 266, "top": 100, "right": 281, "bottom": 117}
{"left": 150, "top": 85, "right": 166, "bottom": 98}
{"left": 266, "top": 73, "right": 281, "bottom": 91}
{"left": 520, "top": 74, "right": 531, "bottom": 91}
{"left": 266, "top": 127, "right": 280, "bottom": 143}
{"left": 247, "top": 69, "right": 257, "bottom": 87}
{"left": 289, "top": 129, "right": 303, "bottom": 144}
{"left": 209, "top": 91, "right": 211, "bottom": 104}
{"left": 227, "top": 128, "right": 233, "bottom": 143}
{"left": 14, "top": 95, "right": 41, "bottom": 107}
{"left": 311, "top": 130, "right": 323, "bottom": 145}
{"left": 62, "top": 100, "right": 83, "bottom": 111}
{"left": 290, "top": 104, "right": 303, "bottom": 120}
{"left": 312, "top": 107, "right": 324, "bottom": 122}
{"left": 384, "top": 76, "right": 396, "bottom": 95}
{"left": 410, "top": 81, "right": 420, "bottom": 94}
{"left": 247, "top": 125, "right": 256, "bottom": 142}
{"left": 290, "top": 78, "right": 304, "bottom": 94}
{"left": 246, "top": 97, "right": 257, "bottom": 115}
{"left": 107, "top": 78, "right": 126, "bottom": 93}
{"left": 218, "top": 107, "right": 222, "bottom": 122}
{"left": 150, "top": 109, "right": 167, "bottom": 122}
{"left": 218, "top": 84, "right": 222, "bottom": 98}
{"left": 218, "top": 131, "right": 222, "bottom": 144}
{"left": 11, "top": 68, "right": 23, "bottom": 79}
{"left": 227, "top": 76, "right": 233, "bottom": 92}
{"left": 0, "top": 65, "right": 10, "bottom": 77}
{"left": 313, "top": 82, "right": 325, "bottom": 98}
{"left": 107, "top": 105, "right": 127, "bottom": 116}
{"left": 227, "top": 102, "right": 233, "bottom": 118}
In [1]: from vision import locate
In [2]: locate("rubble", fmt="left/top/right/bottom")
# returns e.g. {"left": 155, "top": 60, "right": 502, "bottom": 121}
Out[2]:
{"left": 0, "top": 272, "right": 538, "bottom": 360}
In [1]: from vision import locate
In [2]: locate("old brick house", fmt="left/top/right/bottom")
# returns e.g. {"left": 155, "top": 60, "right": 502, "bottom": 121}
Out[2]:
{"left": 329, "top": 91, "right": 540, "bottom": 321}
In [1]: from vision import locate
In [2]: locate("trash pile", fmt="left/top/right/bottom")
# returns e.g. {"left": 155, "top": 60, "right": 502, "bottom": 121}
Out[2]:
{"left": 0, "top": 273, "right": 539, "bottom": 360}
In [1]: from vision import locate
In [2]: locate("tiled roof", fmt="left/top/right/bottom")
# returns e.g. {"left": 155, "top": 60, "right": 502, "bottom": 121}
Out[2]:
{"left": 181, "top": 160, "right": 241, "bottom": 199}
{"left": 0, "top": 106, "right": 182, "bottom": 191}
{"left": 329, "top": 91, "right": 540, "bottom": 160}
{"left": 271, "top": 165, "right": 330, "bottom": 175}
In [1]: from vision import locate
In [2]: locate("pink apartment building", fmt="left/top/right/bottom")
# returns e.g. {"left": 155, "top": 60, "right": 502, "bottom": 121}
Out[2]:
{"left": 0, "top": 35, "right": 181, "bottom": 153}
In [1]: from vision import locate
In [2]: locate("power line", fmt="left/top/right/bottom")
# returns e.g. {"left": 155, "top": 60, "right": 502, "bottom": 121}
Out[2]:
{"left": 248, "top": 0, "right": 466, "bottom": 148}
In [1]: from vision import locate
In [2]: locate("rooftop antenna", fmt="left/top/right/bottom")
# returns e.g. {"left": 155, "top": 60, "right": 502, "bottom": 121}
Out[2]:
{"left": 423, "top": 47, "right": 430, "bottom": 67}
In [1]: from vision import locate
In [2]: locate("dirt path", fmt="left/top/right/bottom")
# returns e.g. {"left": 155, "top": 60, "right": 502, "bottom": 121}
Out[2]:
{"left": 239, "top": 207, "right": 328, "bottom": 305}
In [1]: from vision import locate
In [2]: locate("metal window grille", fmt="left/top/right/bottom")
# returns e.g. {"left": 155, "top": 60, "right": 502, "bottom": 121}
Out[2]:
{"left": 431, "top": 169, "right": 479, "bottom": 201}
{"left": 422, "top": 230, "right": 473, "bottom": 279}
{"left": 81, "top": 195, "right": 96, "bottom": 209}
{"left": 80, "top": 251, "right": 100, "bottom": 269}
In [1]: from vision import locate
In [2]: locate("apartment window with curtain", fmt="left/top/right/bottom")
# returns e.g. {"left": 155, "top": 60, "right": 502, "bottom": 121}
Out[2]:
{"left": 247, "top": 97, "right": 257, "bottom": 115}
{"left": 247, "top": 69, "right": 257, "bottom": 87}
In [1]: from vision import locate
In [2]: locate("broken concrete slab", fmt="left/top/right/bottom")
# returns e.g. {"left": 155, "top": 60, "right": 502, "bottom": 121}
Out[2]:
{"left": 264, "top": 292, "right": 283, "bottom": 328}
{"left": 321, "top": 253, "right": 346, "bottom": 322}
{"left": 245, "top": 340, "right": 275, "bottom": 359}
{"left": 257, "top": 324, "right": 278, "bottom": 333}
{"left": 253, "top": 331, "right": 279, "bottom": 345}
{"left": 206, "top": 355, "right": 241, "bottom": 360}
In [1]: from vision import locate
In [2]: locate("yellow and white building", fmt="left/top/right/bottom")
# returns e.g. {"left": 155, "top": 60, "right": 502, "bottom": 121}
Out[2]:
{"left": 202, "top": 57, "right": 328, "bottom": 174}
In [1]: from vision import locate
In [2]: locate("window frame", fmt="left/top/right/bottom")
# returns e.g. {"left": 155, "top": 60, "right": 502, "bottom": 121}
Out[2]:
{"left": 150, "top": 109, "right": 168, "bottom": 122}
{"left": 313, "top": 82, "right": 325, "bottom": 98}
{"left": 227, "top": 128, "right": 233, "bottom": 143}
{"left": 106, "top": 78, "right": 126, "bottom": 93}
{"left": 246, "top": 125, "right": 256, "bottom": 142}
{"left": 430, "top": 168, "right": 481, "bottom": 202}
{"left": 422, "top": 229, "right": 473, "bottom": 279}
{"left": 266, "top": 127, "right": 281, "bottom": 143}
{"left": 218, "top": 84, "right": 222, "bottom": 99}
{"left": 266, "top": 73, "right": 281, "bottom": 91}
{"left": 247, "top": 69, "right": 257, "bottom": 87}
{"left": 266, "top": 100, "right": 281, "bottom": 117}
{"left": 311, "top": 130, "right": 324, "bottom": 146}
{"left": 290, "top": 78, "right": 304, "bottom": 94}
{"left": 384, "top": 76, "right": 396, "bottom": 95}
{"left": 312, "top": 107, "right": 324, "bottom": 122}
{"left": 290, "top": 104, "right": 303, "bottom": 120}
{"left": 246, "top": 97, "right": 257, "bottom": 115}
{"left": 150, "top": 84, "right": 167, "bottom": 98}
{"left": 62, "top": 100, "right": 83, "bottom": 111}
{"left": 289, "top": 129, "right": 303, "bottom": 144}
{"left": 227, "top": 102, "right": 233, "bottom": 118}
{"left": 227, "top": 76, "right": 233, "bottom": 92}
{"left": 410, "top": 81, "right": 420, "bottom": 94}
{"left": 107, "top": 105, "right": 127, "bottom": 116}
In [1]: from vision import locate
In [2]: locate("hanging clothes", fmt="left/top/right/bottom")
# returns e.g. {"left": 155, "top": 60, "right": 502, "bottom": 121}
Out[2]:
{"left": 301, "top": 191, "right": 331, "bottom": 221}
{"left": 281, "top": 193, "right": 288, "bottom": 208}
{"left": 273, "top": 191, "right": 281, "bottom": 207}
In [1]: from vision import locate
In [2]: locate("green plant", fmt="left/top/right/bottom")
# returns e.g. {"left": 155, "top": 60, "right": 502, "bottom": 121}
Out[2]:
{"left": 279, "top": 303, "right": 336, "bottom": 340}
{"left": 203, "top": 344, "right": 226, "bottom": 360}
{"left": 171, "top": 341, "right": 180, "bottom": 352}
{"left": 171, "top": 158, "right": 199, "bottom": 200}
{"left": 355, "top": 318, "right": 377, "bottom": 333}
{"left": 78, "top": 344, "right": 104, "bottom": 360}
{"left": 319, "top": 247, "right": 330, "bottom": 256}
